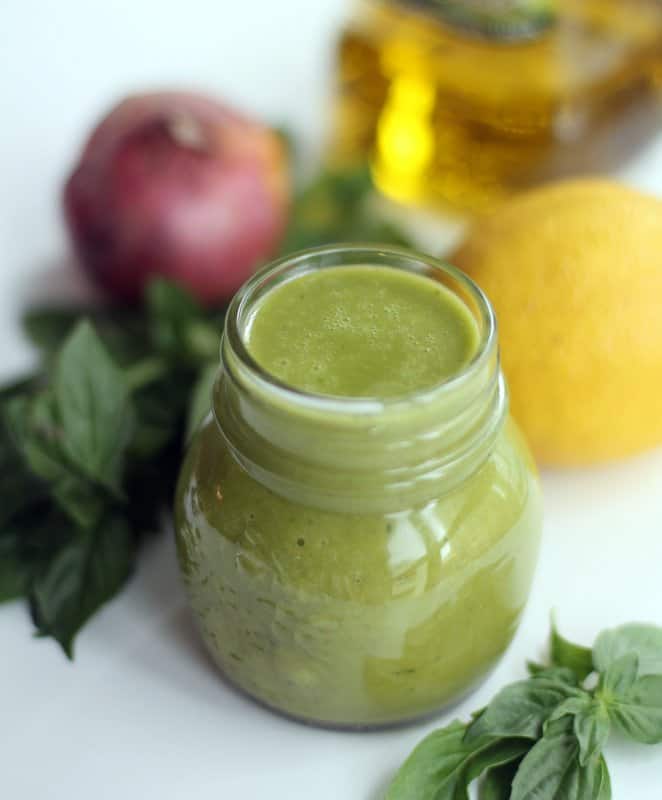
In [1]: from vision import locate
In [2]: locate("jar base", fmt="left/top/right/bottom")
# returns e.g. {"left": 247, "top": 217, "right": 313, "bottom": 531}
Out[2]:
{"left": 203, "top": 640, "right": 502, "bottom": 732}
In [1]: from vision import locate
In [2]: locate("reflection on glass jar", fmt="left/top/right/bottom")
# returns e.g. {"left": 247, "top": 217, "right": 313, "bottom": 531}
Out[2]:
{"left": 175, "top": 245, "right": 543, "bottom": 728}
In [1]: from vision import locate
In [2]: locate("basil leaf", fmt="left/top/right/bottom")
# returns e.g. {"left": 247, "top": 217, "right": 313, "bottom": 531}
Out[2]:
{"left": 129, "top": 374, "right": 186, "bottom": 459}
{"left": 543, "top": 693, "right": 610, "bottom": 763}
{"left": 280, "top": 164, "right": 413, "bottom": 255}
{"left": 125, "top": 443, "right": 181, "bottom": 534}
{"left": 51, "top": 474, "right": 108, "bottom": 530}
{"left": 186, "top": 362, "right": 218, "bottom": 441}
{"left": 594, "top": 624, "right": 662, "bottom": 677}
{"left": 0, "top": 529, "right": 32, "bottom": 602}
{"left": 280, "top": 166, "right": 371, "bottom": 254}
{"left": 526, "top": 663, "right": 579, "bottom": 684}
{"left": 5, "top": 393, "right": 71, "bottom": 483}
{"left": 511, "top": 719, "right": 604, "bottom": 800}
{"left": 89, "top": 311, "right": 153, "bottom": 367}
{"left": 574, "top": 701, "right": 610, "bottom": 766}
{"left": 464, "top": 738, "right": 529, "bottom": 784}
{"left": 29, "top": 514, "right": 134, "bottom": 657}
{"left": 546, "top": 695, "right": 593, "bottom": 727}
{"left": 597, "top": 756, "right": 612, "bottom": 800}
{"left": 551, "top": 623, "right": 594, "bottom": 681}
{"left": 5, "top": 394, "right": 109, "bottom": 529}
{"left": 466, "top": 676, "right": 580, "bottom": 742}
{"left": 146, "top": 279, "right": 220, "bottom": 365}
{"left": 0, "top": 415, "right": 47, "bottom": 527}
{"left": 147, "top": 280, "right": 193, "bottom": 342}
{"left": 54, "top": 321, "right": 134, "bottom": 492}
{"left": 479, "top": 761, "right": 520, "bottom": 800}
{"left": 386, "top": 721, "right": 470, "bottom": 800}
{"left": 24, "top": 307, "right": 152, "bottom": 366}
{"left": 386, "top": 721, "right": 527, "bottom": 800}
{"left": 607, "top": 675, "right": 662, "bottom": 744}
{"left": 0, "top": 373, "right": 43, "bottom": 401}
{"left": 0, "top": 504, "right": 74, "bottom": 602}
{"left": 601, "top": 653, "right": 639, "bottom": 696}
{"left": 23, "top": 308, "right": 82, "bottom": 357}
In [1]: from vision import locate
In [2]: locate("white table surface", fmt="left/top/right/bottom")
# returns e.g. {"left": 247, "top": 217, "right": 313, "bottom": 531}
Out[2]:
{"left": 2, "top": 1, "right": 662, "bottom": 797}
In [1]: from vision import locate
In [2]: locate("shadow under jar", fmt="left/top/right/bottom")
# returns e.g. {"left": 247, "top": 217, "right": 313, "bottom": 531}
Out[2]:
{"left": 175, "top": 245, "right": 542, "bottom": 729}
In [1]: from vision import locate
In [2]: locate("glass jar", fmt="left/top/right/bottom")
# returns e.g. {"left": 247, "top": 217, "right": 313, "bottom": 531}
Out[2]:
{"left": 174, "top": 245, "right": 542, "bottom": 728}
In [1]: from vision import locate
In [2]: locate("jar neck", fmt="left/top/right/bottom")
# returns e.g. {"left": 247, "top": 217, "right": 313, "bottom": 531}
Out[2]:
{"left": 213, "top": 246, "right": 507, "bottom": 514}
{"left": 396, "top": 0, "right": 556, "bottom": 40}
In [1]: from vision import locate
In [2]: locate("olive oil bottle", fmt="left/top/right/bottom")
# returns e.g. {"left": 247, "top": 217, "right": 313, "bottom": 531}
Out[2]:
{"left": 332, "top": 0, "right": 662, "bottom": 211}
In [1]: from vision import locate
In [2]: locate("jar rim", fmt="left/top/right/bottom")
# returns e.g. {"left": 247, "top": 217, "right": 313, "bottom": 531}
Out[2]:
{"left": 223, "top": 243, "right": 497, "bottom": 417}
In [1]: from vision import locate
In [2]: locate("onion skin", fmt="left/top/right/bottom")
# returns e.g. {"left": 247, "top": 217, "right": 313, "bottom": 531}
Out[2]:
{"left": 63, "top": 92, "right": 290, "bottom": 304}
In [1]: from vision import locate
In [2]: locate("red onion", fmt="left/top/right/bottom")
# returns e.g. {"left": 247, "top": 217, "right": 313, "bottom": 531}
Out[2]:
{"left": 63, "top": 92, "right": 290, "bottom": 304}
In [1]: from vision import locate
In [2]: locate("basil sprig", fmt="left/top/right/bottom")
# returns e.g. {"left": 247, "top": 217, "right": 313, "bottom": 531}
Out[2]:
{"left": 0, "top": 281, "right": 224, "bottom": 655}
{"left": 387, "top": 622, "right": 662, "bottom": 799}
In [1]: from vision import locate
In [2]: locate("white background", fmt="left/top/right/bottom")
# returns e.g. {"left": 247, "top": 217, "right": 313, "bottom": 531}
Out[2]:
{"left": 2, "top": 1, "right": 662, "bottom": 797}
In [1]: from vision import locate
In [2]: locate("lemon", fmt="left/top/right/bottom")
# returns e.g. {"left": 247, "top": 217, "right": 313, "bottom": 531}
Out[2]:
{"left": 453, "top": 179, "right": 662, "bottom": 465}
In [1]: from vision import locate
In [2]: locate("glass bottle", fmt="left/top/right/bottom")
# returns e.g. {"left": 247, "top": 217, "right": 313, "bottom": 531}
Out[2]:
{"left": 332, "top": 0, "right": 662, "bottom": 211}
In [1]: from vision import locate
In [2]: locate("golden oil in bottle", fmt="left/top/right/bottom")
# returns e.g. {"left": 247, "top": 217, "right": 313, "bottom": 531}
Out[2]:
{"left": 332, "top": 0, "right": 662, "bottom": 211}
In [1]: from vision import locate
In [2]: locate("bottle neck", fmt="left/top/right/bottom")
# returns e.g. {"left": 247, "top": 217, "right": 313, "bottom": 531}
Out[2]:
{"left": 213, "top": 246, "right": 508, "bottom": 514}
{"left": 401, "top": 0, "right": 556, "bottom": 40}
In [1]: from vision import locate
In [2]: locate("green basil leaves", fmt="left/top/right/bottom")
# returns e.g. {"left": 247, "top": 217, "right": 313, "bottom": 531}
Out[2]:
{"left": 1, "top": 284, "right": 225, "bottom": 655}
{"left": 387, "top": 621, "right": 662, "bottom": 800}
{"left": 385, "top": 722, "right": 528, "bottom": 800}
